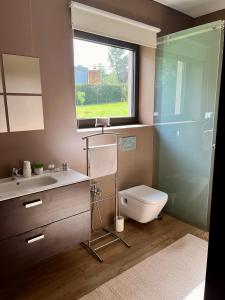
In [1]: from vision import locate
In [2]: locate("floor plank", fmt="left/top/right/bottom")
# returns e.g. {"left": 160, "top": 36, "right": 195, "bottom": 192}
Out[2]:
{"left": 0, "top": 214, "right": 208, "bottom": 300}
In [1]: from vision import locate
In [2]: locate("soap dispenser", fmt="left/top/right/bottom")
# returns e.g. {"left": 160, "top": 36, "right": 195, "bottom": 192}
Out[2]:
{"left": 23, "top": 161, "right": 32, "bottom": 178}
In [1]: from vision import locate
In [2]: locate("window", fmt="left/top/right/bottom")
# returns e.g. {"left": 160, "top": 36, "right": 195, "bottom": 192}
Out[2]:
{"left": 73, "top": 31, "right": 139, "bottom": 128}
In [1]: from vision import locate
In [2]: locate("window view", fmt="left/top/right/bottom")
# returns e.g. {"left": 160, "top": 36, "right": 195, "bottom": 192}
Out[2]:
{"left": 73, "top": 34, "right": 136, "bottom": 121}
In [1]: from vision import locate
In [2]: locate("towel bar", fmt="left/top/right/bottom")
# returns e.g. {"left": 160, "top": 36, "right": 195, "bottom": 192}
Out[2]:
{"left": 80, "top": 125, "right": 130, "bottom": 262}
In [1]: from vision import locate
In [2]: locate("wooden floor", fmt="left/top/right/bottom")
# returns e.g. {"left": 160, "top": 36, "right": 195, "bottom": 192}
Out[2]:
{"left": 0, "top": 214, "right": 208, "bottom": 300}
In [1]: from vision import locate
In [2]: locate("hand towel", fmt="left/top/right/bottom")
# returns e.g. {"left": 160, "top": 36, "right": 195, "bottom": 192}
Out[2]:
{"left": 89, "top": 144, "right": 117, "bottom": 178}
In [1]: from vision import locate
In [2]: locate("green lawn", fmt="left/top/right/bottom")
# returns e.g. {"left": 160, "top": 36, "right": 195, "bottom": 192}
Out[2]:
{"left": 76, "top": 101, "right": 129, "bottom": 118}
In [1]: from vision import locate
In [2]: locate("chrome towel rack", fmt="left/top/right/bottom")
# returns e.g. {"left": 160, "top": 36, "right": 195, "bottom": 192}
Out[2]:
{"left": 80, "top": 124, "right": 130, "bottom": 262}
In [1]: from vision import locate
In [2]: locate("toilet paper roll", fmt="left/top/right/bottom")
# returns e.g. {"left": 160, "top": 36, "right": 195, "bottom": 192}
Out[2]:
{"left": 116, "top": 216, "right": 124, "bottom": 232}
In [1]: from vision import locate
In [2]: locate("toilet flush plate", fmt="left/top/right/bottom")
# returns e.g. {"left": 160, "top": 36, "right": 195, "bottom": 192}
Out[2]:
{"left": 120, "top": 136, "right": 136, "bottom": 151}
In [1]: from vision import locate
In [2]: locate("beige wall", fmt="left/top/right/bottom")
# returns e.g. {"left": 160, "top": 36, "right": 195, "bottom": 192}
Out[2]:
{"left": 139, "top": 47, "right": 156, "bottom": 125}
{"left": 0, "top": 0, "right": 193, "bottom": 227}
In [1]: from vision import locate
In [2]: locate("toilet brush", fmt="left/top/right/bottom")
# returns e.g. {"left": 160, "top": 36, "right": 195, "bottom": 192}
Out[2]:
{"left": 116, "top": 215, "right": 124, "bottom": 232}
{"left": 115, "top": 192, "right": 124, "bottom": 232}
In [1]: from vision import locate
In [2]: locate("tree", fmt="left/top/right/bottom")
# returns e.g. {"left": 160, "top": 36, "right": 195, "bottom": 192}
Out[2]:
{"left": 97, "top": 63, "right": 107, "bottom": 84}
{"left": 76, "top": 91, "right": 86, "bottom": 105}
{"left": 108, "top": 48, "right": 128, "bottom": 83}
{"left": 105, "top": 70, "right": 118, "bottom": 85}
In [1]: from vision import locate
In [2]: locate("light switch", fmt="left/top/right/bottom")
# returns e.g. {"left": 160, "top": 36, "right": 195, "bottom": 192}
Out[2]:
{"left": 120, "top": 136, "right": 136, "bottom": 151}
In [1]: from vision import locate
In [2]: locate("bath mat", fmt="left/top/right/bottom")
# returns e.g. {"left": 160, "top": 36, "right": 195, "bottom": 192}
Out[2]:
{"left": 80, "top": 234, "right": 208, "bottom": 300}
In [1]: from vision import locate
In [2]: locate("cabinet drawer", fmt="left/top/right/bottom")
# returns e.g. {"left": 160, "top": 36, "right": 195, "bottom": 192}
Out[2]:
{"left": 0, "top": 211, "right": 90, "bottom": 272}
{"left": 0, "top": 181, "right": 90, "bottom": 240}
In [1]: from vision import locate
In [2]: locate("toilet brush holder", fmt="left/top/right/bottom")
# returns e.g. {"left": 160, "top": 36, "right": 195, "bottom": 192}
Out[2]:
{"left": 115, "top": 216, "right": 124, "bottom": 232}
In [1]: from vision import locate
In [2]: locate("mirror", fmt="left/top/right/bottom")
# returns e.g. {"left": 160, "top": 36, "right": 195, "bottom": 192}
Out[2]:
{"left": 0, "top": 63, "right": 3, "bottom": 93}
{"left": 0, "top": 64, "right": 7, "bottom": 133}
{"left": 3, "top": 54, "right": 42, "bottom": 94}
{"left": 7, "top": 95, "right": 44, "bottom": 132}
{"left": 0, "top": 96, "right": 7, "bottom": 133}
{"left": 0, "top": 54, "right": 44, "bottom": 133}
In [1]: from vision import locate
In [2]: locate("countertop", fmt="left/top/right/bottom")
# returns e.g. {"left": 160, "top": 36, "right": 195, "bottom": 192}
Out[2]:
{"left": 0, "top": 169, "right": 90, "bottom": 202}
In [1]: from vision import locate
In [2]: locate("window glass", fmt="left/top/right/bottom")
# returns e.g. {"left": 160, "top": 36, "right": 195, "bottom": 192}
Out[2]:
{"left": 73, "top": 37, "right": 136, "bottom": 121}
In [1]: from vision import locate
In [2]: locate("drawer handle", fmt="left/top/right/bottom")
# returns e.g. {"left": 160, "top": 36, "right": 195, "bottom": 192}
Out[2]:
{"left": 26, "top": 234, "right": 45, "bottom": 244}
{"left": 24, "top": 199, "right": 43, "bottom": 208}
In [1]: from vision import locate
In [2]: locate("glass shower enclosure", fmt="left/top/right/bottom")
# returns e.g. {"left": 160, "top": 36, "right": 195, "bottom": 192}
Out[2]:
{"left": 154, "top": 21, "right": 224, "bottom": 230}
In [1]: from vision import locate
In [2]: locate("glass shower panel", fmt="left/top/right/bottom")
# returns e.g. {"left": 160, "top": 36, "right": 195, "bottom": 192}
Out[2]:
{"left": 154, "top": 21, "right": 224, "bottom": 230}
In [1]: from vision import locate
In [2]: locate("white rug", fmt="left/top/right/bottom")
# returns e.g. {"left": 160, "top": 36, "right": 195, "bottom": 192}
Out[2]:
{"left": 80, "top": 234, "right": 208, "bottom": 300}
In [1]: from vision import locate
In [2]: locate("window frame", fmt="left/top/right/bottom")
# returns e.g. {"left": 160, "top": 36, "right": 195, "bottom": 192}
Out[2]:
{"left": 74, "top": 30, "right": 139, "bottom": 128}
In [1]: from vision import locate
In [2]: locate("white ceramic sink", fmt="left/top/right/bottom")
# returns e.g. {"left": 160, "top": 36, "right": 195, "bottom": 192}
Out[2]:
{"left": 0, "top": 169, "right": 89, "bottom": 202}
{"left": 0, "top": 176, "right": 57, "bottom": 197}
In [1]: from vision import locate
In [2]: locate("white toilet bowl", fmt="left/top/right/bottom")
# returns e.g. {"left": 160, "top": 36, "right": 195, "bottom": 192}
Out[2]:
{"left": 119, "top": 185, "right": 168, "bottom": 223}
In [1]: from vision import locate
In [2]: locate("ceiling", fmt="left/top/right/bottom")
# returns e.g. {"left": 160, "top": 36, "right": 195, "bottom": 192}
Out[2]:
{"left": 154, "top": 0, "right": 225, "bottom": 18}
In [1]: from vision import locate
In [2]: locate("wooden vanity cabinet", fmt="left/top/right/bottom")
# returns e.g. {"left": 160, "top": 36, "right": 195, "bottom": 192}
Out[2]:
{"left": 0, "top": 181, "right": 90, "bottom": 240}
{"left": 0, "top": 211, "right": 90, "bottom": 271}
{"left": 0, "top": 181, "right": 90, "bottom": 272}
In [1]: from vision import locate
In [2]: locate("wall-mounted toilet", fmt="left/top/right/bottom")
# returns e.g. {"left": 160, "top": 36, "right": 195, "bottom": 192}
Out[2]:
{"left": 118, "top": 185, "right": 168, "bottom": 223}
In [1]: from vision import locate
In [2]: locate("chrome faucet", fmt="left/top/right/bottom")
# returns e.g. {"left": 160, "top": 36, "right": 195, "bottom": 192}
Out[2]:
{"left": 12, "top": 168, "right": 22, "bottom": 180}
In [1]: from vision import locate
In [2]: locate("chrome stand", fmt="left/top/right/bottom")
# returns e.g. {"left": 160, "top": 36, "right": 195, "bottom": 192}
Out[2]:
{"left": 80, "top": 228, "right": 130, "bottom": 263}
{"left": 80, "top": 124, "right": 131, "bottom": 262}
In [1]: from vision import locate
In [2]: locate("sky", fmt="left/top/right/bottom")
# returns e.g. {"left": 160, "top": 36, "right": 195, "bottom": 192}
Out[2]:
{"left": 73, "top": 39, "right": 110, "bottom": 68}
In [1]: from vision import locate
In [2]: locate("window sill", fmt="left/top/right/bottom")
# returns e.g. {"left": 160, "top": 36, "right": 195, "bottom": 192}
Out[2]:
{"left": 77, "top": 124, "right": 150, "bottom": 133}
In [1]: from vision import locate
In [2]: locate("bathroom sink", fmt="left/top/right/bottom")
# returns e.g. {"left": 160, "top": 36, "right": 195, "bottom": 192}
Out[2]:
{"left": 0, "top": 169, "right": 89, "bottom": 202}
{"left": 0, "top": 176, "right": 58, "bottom": 197}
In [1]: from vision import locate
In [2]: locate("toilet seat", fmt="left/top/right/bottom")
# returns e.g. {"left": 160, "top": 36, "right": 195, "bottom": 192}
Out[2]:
{"left": 122, "top": 185, "right": 168, "bottom": 204}
{"left": 119, "top": 185, "right": 168, "bottom": 223}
